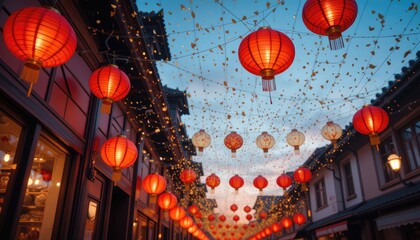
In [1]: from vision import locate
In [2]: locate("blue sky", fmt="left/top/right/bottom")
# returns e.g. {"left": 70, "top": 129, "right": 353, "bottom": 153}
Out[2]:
{"left": 137, "top": 0, "right": 420, "bottom": 232}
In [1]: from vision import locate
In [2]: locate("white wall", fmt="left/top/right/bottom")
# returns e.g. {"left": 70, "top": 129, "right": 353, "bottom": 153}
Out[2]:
{"left": 310, "top": 168, "right": 339, "bottom": 222}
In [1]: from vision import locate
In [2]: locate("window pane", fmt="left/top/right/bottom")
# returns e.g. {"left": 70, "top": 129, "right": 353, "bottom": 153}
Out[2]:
{"left": 401, "top": 120, "right": 420, "bottom": 172}
{"left": 379, "top": 138, "right": 398, "bottom": 182}
{"left": 344, "top": 162, "right": 355, "bottom": 197}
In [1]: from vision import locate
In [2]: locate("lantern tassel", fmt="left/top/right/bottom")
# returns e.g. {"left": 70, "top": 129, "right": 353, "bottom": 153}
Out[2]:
{"left": 112, "top": 167, "right": 122, "bottom": 182}
{"left": 283, "top": 188, "right": 288, "bottom": 196}
{"left": 332, "top": 140, "right": 338, "bottom": 149}
{"left": 259, "top": 189, "right": 264, "bottom": 195}
{"left": 262, "top": 79, "right": 276, "bottom": 92}
{"left": 294, "top": 146, "right": 300, "bottom": 155}
{"left": 198, "top": 148, "right": 203, "bottom": 156}
{"left": 329, "top": 36, "right": 344, "bottom": 50}
{"left": 21, "top": 60, "right": 42, "bottom": 96}
{"left": 163, "top": 210, "right": 169, "bottom": 220}
{"left": 369, "top": 133, "right": 381, "bottom": 151}
{"left": 301, "top": 183, "right": 307, "bottom": 192}
{"left": 149, "top": 194, "right": 157, "bottom": 204}
{"left": 101, "top": 100, "right": 112, "bottom": 114}
{"left": 235, "top": 190, "right": 239, "bottom": 195}
{"left": 231, "top": 150, "right": 236, "bottom": 158}
{"left": 210, "top": 188, "right": 215, "bottom": 195}
{"left": 327, "top": 26, "right": 344, "bottom": 50}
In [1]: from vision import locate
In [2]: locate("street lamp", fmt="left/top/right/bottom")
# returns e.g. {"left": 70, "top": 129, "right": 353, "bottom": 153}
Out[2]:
{"left": 387, "top": 154, "right": 414, "bottom": 186}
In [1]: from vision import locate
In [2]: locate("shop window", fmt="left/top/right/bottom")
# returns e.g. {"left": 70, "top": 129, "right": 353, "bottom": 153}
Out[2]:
{"left": 378, "top": 138, "right": 399, "bottom": 182}
{"left": 343, "top": 161, "right": 356, "bottom": 199}
{"left": 16, "top": 136, "right": 67, "bottom": 240}
{"left": 400, "top": 120, "right": 420, "bottom": 172}
{"left": 0, "top": 110, "right": 22, "bottom": 215}
{"left": 315, "top": 178, "right": 328, "bottom": 210}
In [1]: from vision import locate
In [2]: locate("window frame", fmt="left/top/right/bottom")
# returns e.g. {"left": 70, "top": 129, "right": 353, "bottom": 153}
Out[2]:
{"left": 399, "top": 119, "right": 420, "bottom": 173}
{"left": 314, "top": 178, "right": 328, "bottom": 210}
{"left": 342, "top": 160, "right": 356, "bottom": 200}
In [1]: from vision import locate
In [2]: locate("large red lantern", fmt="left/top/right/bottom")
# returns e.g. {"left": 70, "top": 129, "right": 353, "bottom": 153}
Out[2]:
{"left": 293, "top": 167, "right": 312, "bottom": 191}
{"left": 170, "top": 206, "right": 186, "bottom": 222}
{"left": 271, "top": 222, "right": 282, "bottom": 233}
{"left": 302, "top": 0, "right": 358, "bottom": 50}
{"left": 253, "top": 175, "right": 268, "bottom": 193}
{"left": 180, "top": 216, "right": 194, "bottom": 229}
{"left": 229, "top": 175, "right": 244, "bottom": 193}
{"left": 180, "top": 168, "right": 197, "bottom": 190}
{"left": 352, "top": 105, "right": 389, "bottom": 150}
{"left": 293, "top": 213, "right": 306, "bottom": 225}
{"left": 281, "top": 217, "right": 293, "bottom": 229}
{"left": 3, "top": 7, "right": 77, "bottom": 96}
{"left": 206, "top": 173, "right": 221, "bottom": 194}
{"left": 191, "top": 129, "right": 212, "bottom": 156}
{"left": 321, "top": 121, "right": 343, "bottom": 149}
{"left": 230, "top": 204, "right": 238, "bottom": 212}
{"left": 157, "top": 192, "right": 177, "bottom": 218}
{"left": 277, "top": 172, "right": 292, "bottom": 196}
{"left": 142, "top": 173, "right": 167, "bottom": 203}
{"left": 224, "top": 131, "right": 243, "bottom": 158}
{"left": 238, "top": 27, "right": 295, "bottom": 93}
{"left": 89, "top": 64, "right": 131, "bottom": 114}
{"left": 101, "top": 135, "right": 138, "bottom": 182}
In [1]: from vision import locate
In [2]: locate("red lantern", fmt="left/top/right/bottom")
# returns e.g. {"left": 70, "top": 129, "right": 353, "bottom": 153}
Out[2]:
{"left": 187, "top": 224, "right": 198, "bottom": 234}
{"left": 208, "top": 214, "right": 215, "bottom": 222}
{"left": 230, "top": 204, "right": 238, "bottom": 212}
{"left": 293, "top": 213, "right": 306, "bottom": 225}
{"left": 294, "top": 167, "right": 312, "bottom": 191}
{"left": 271, "top": 222, "right": 282, "bottom": 233}
{"left": 281, "top": 217, "right": 293, "bottom": 229}
{"left": 180, "top": 168, "right": 197, "bottom": 190}
{"left": 238, "top": 27, "right": 295, "bottom": 93}
{"left": 170, "top": 206, "right": 186, "bottom": 222}
{"left": 158, "top": 192, "right": 177, "bottom": 218}
{"left": 233, "top": 215, "right": 240, "bottom": 222}
{"left": 253, "top": 175, "right": 268, "bottom": 192}
{"left": 264, "top": 227, "right": 272, "bottom": 235}
{"left": 243, "top": 224, "right": 248, "bottom": 230}
{"left": 224, "top": 132, "right": 243, "bottom": 158}
{"left": 352, "top": 105, "right": 389, "bottom": 150}
{"left": 233, "top": 224, "right": 239, "bottom": 229}
{"left": 206, "top": 173, "right": 221, "bottom": 194}
{"left": 180, "top": 216, "right": 194, "bottom": 229}
{"left": 89, "top": 64, "right": 131, "bottom": 114}
{"left": 142, "top": 173, "right": 167, "bottom": 203}
{"left": 225, "top": 224, "right": 230, "bottom": 229}
{"left": 3, "top": 7, "right": 77, "bottom": 96}
{"left": 244, "top": 205, "right": 252, "bottom": 213}
{"left": 101, "top": 135, "right": 138, "bottom": 182}
{"left": 246, "top": 214, "right": 253, "bottom": 221}
{"left": 188, "top": 205, "right": 199, "bottom": 215}
{"left": 259, "top": 211, "right": 267, "bottom": 219}
{"left": 219, "top": 214, "right": 227, "bottom": 222}
{"left": 229, "top": 175, "right": 244, "bottom": 192}
{"left": 302, "top": 0, "right": 358, "bottom": 50}
{"left": 195, "top": 211, "right": 203, "bottom": 219}
{"left": 276, "top": 172, "right": 292, "bottom": 196}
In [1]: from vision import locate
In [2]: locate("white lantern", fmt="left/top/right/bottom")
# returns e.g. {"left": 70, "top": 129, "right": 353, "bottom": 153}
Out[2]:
{"left": 256, "top": 132, "right": 275, "bottom": 157}
{"left": 191, "top": 129, "right": 211, "bottom": 156}
{"left": 286, "top": 129, "right": 305, "bottom": 155}
{"left": 321, "top": 121, "right": 343, "bottom": 149}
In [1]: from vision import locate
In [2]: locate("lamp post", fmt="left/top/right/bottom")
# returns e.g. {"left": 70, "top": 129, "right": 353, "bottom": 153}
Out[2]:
{"left": 387, "top": 154, "right": 414, "bottom": 186}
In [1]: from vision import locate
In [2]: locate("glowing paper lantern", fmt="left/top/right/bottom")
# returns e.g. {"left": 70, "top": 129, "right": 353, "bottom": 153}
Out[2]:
{"left": 293, "top": 213, "right": 306, "bottom": 225}
{"left": 230, "top": 204, "right": 238, "bottom": 212}
{"left": 101, "top": 135, "right": 138, "bottom": 182}
{"left": 259, "top": 211, "right": 267, "bottom": 219}
{"left": 89, "top": 64, "right": 131, "bottom": 114}
{"left": 264, "top": 227, "right": 272, "bottom": 236}
{"left": 188, "top": 205, "right": 199, "bottom": 215}
{"left": 229, "top": 175, "right": 244, "bottom": 193}
{"left": 321, "top": 121, "right": 343, "bottom": 149}
{"left": 170, "top": 206, "right": 186, "bottom": 222}
{"left": 188, "top": 224, "right": 198, "bottom": 234}
{"left": 256, "top": 132, "right": 276, "bottom": 157}
{"left": 180, "top": 168, "right": 197, "bottom": 190}
{"left": 157, "top": 192, "right": 177, "bottom": 218}
{"left": 253, "top": 175, "right": 268, "bottom": 193}
{"left": 208, "top": 214, "right": 216, "bottom": 222}
{"left": 286, "top": 129, "right": 305, "bottom": 155}
{"left": 281, "top": 217, "right": 293, "bottom": 229}
{"left": 233, "top": 215, "right": 240, "bottom": 222}
{"left": 224, "top": 131, "right": 243, "bottom": 158}
{"left": 271, "top": 222, "right": 282, "bottom": 233}
{"left": 180, "top": 216, "right": 194, "bottom": 229}
{"left": 3, "top": 7, "right": 77, "bottom": 96}
{"left": 192, "top": 129, "right": 211, "bottom": 156}
{"left": 244, "top": 205, "right": 252, "bottom": 213}
{"left": 293, "top": 167, "right": 312, "bottom": 191}
{"left": 219, "top": 214, "right": 227, "bottom": 222}
{"left": 206, "top": 173, "right": 221, "bottom": 194}
{"left": 277, "top": 172, "right": 292, "bottom": 196}
{"left": 352, "top": 105, "right": 389, "bottom": 150}
{"left": 142, "top": 173, "right": 167, "bottom": 203}
{"left": 302, "top": 0, "right": 358, "bottom": 50}
{"left": 195, "top": 211, "right": 203, "bottom": 219}
{"left": 238, "top": 27, "right": 295, "bottom": 93}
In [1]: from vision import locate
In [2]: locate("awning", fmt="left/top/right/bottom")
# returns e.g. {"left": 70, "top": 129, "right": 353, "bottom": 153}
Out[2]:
{"left": 315, "top": 221, "right": 348, "bottom": 237}
{"left": 376, "top": 206, "right": 420, "bottom": 231}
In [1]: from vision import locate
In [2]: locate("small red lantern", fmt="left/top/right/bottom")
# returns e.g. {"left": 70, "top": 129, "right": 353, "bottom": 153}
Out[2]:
{"left": 293, "top": 213, "right": 306, "bottom": 225}
{"left": 229, "top": 175, "right": 244, "bottom": 193}
{"left": 244, "top": 205, "right": 252, "bottom": 213}
{"left": 195, "top": 211, "right": 203, "bottom": 219}
{"left": 277, "top": 172, "right": 292, "bottom": 196}
{"left": 180, "top": 216, "right": 194, "bottom": 229}
{"left": 233, "top": 224, "right": 239, "bottom": 229}
{"left": 294, "top": 167, "right": 312, "bottom": 191}
{"left": 206, "top": 173, "right": 221, "bottom": 194}
{"left": 157, "top": 192, "right": 177, "bottom": 218}
{"left": 253, "top": 175, "right": 268, "bottom": 193}
{"left": 169, "top": 206, "right": 186, "bottom": 222}
{"left": 224, "top": 131, "right": 243, "bottom": 158}
{"left": 259, "top": 211, "right": 267, "bottom": 219}
{"left": 264, "top": 227, "right": 272, "bottom": 235}
{"left": 233, "top": 215, "right": 240, "bottom": 222}
{"left": 187, "top": 224, "right": 198, "bottom": 234}
{"left": 243, "top": 224, "right": 248, "bottom": 230}
{"left": 302, "top": 0, "right": 358, "bottom": 50}
{"left": 225, "top": 224, "right": 230, "bottom": 229}
{"left": 89, "top": 64, "right": 131, "bottom": 114}
{"left": 246, "top": 214, "right": 253, "bottom": 221}
{"left": 238, "top": 27, "right": 295, "bottom": 94}
{"left": 142, "top": 173, "right": 167, "bottom": 203}
{"left": 219, "top": 214, "right": 227, "bottom": 222}
{"left": 208, "top": 214, "right": 216, "bottom": 222}
{"left": 180, "top": 168, "right": 197, "bottom": 190}
{"left": 230, "top": 204, "right": 238, "bottom": 212}
{"left": 3, "top": 7, "right": 77, "bottom": 96}
{"left": 352, "top": 105, "right": 389, "bottom": 150}
{"left": 281, "top": 217, "right": 293, "bottom": 229}
{"left": 101, "top": 135, "right": 138, "bottom": 182}
{"left": 188, "top": 205, "right": 199, "bottom": 215}
{"left": 271, "top": 222, "right": 282, "bottom": 233}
